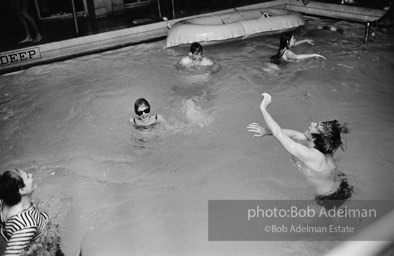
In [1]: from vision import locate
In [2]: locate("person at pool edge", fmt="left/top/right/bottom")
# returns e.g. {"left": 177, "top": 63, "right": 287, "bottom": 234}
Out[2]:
{"left": 178, "top": 42, "right": 214, "bottom": 68}
{"left": 131, "top": 98, "right": 165, "bottom": 129}
{"left": 0, "top": 169, "right": 48, "bottom": 255}
{"left": 9, "top": 0, "right": 43, "bottom": 43}
{"left": 270, "top": 32, "right": 326, "bottom": 65}
{"left": 247, "top": 93, "right": 353, "bottom": 209}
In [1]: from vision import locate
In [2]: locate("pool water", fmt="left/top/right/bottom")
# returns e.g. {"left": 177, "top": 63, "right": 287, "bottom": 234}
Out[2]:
{"left": 0, "top": 17, "right": 393, "bottom": 255}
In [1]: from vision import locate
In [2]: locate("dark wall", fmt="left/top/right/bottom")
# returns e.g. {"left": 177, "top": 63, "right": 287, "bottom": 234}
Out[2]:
{"left": 0, "top": 1, "right": 32, "bottom": 46}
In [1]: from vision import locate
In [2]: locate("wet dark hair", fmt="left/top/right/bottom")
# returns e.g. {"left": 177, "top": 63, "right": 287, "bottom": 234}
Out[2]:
{"left": 134, "top": 98, "right": 150, "bottom": 114}
{"left": 189, "top": 42, "right": 203, "bottom": 55}
{"left": 0, "top": 170, "right": 25, "bottom": 206}
{"left": 270, "top": 32, "right": 293, "bottom": 65}
{"left": 311, "top": 120, "right": 349, "bottom": 154}
{"left": 277, "top": 32, "right": 293, "bottom": 54}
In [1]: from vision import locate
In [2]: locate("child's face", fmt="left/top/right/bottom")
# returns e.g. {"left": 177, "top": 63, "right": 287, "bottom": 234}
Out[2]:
{"left": 16, "top": 169, "right": 36, "bottom": 195}
{"left": 191, "top": 51, "right": 203, "bottom": 61}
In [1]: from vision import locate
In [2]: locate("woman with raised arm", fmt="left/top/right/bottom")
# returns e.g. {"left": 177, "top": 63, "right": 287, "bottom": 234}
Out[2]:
{"left": 247, "top": 93, "right": 352, "bottom": 208}
{"left": 270, "top": 32, "right": 326, "bottom": 65}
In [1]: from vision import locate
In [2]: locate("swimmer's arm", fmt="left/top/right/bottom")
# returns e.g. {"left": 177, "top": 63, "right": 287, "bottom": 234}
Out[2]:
{"left": 247, "top": 125, "right": 305, "bottom": 140}
{"left": 282, "top": 129, "right": 307, "bottom": 140}
{"left": 179, "top": 57, "right": 192, "bottom": 66}
{"left": 285, "top": 51, "right": 326, "bottom": 60}
{"left": 247, "top": 123, "right": 272, "bottom": 137}
{"left": 262, "top": 109, "right": 315, "bottom": 161}
{"left": 201, "top": 57, "right": 214, "bottom": 66}
{"left": 260, "top": 94, "right": 316, "bottom": 162}
{"left": 294, "top": 39, "right": 314, "bottom": 46}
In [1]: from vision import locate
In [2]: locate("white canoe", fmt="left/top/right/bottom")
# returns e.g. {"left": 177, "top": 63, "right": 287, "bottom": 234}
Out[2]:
{"left": 165, "top": 8, "right": 305, "bottom": 47}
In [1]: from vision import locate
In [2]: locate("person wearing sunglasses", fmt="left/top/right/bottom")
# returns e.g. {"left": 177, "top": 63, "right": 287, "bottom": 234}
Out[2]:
{"left": 131, "top": 98, "right": 164, "bottom": 130}
{"left": 0, "top": 169, "right": 48, "bottom": 255}
{"left": 178, "top": 42, "right": 214, "bottom": 68}
{"left": 247, "top": 93, "right": 352, "bottom": 209}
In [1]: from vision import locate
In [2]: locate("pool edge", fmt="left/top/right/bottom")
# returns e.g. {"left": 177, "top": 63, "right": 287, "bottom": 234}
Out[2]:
{"left": 0, "top": 0, "right": 386, "bottom": 75}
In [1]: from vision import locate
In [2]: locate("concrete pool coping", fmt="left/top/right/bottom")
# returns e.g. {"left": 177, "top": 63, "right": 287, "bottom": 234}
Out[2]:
{"left": 0, "top": 0, "right": 386, "bottom": 75}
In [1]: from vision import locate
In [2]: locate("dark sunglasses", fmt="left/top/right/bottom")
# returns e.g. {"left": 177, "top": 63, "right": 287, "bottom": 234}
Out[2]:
{"left": 136, "top": 108, "right": 150, "bottom": 116}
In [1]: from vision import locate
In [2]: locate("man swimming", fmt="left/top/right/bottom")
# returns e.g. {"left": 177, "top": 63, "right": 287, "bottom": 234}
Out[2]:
{"left": 247, "top": 93, "right": 352, "bottom": 208}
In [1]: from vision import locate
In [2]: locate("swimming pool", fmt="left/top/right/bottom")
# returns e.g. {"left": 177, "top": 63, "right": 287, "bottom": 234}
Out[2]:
{"left": 1, "top": 17, "right": 393, "bottom": 255}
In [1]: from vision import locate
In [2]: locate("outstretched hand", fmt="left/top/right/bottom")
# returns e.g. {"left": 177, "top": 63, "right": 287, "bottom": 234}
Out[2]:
{"left": 314, "top": 54, "right": 327, "bottom": 60}
{"left": 305, "top": 39, "right": 314, "bottom": 45}
{"left": 260, "top": 93, "right": 271, "bottom": 110}
{"left": 247, "top": 123, "right": 267, "bottom": 137}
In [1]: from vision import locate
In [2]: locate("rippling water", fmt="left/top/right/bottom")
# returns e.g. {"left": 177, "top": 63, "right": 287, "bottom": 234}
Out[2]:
{"left": 1, "top": 17, "right": 393, "bottom": 255}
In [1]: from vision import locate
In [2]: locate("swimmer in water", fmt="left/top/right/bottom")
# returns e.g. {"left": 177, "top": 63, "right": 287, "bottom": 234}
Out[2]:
{"left": 270, "top": 32, "right": 326, "bottom": 65}
{"left": 178, "top": 42, "right": 214, "bottom": 68}
{"left": 131, "top": 98, "right": 165, "bottom": 130}
{"left": 247, "top": 93, "right": 352, "bottom": 208}
{"left": 0, "top": 169, "right": 49, "bottom": 255}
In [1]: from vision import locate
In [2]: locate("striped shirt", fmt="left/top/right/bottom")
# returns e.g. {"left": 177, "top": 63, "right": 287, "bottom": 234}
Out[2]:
{"left": 0, "top": 200, "right": 48, "bottom": 256}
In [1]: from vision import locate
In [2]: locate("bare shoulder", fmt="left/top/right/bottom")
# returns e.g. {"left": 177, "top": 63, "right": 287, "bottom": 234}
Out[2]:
{"left": 179, "top": 56, "right": 192, "bottom": 66}
{"left": 305, "top": 148, "right": 332, "bottom": 172}
{"left": 201, "top": 57, "right": 214, "bottom": 66}
{"left": 133, "top": 116, "right": 144, "bottom": 126}
{"left": 284, "top": 50, "right": 297, "bottom": 60}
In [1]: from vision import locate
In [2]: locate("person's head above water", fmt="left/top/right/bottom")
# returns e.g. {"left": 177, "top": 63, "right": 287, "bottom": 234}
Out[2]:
{"left": 305, "top": 120, "right": 349, "bottom": 154}
{"left": 189, "top": 42, "right": 204, "bottom": 61}
{"left": 134, "top": 98, "right": 151, "bottom": 122}
{"left": 134, "top": 98, "right": 151, "bottom": 115}
{"left": 189, "top": 42, "right": 203, "bottom": 55}
{"left": 0, "top": 169, "right": 34, "bottom": 206}
{"left": 278, "top": 32, "right": 295, "bottom": 51}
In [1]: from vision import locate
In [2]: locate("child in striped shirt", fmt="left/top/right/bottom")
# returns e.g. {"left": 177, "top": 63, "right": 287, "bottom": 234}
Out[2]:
{"left": 0, "top": 169, "right": 48, "bottom": 256}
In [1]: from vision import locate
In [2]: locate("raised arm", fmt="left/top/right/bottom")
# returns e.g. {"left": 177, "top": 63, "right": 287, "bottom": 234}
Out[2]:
{"left": 294, "top": 38, "right": 314, "bottom": 47}
{"left": 282, "top": 129, "right": 307, "bottom": 140}
{"left": 259, "top": 93, "right": 319, "bottom": 162}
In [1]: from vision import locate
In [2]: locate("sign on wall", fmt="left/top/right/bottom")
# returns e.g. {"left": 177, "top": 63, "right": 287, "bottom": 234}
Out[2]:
{"left": 0, "top": 48, "right": 41, "bottom": 66}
